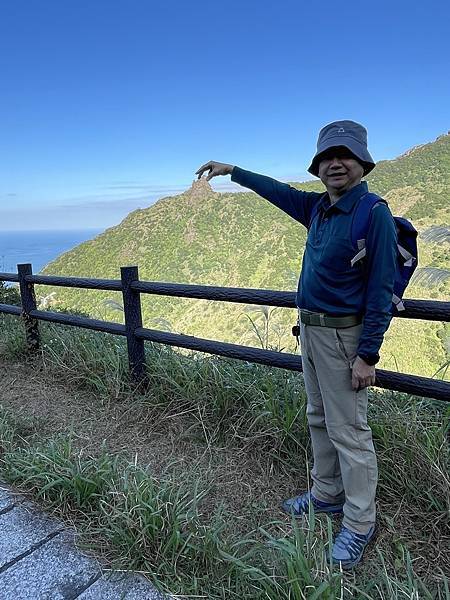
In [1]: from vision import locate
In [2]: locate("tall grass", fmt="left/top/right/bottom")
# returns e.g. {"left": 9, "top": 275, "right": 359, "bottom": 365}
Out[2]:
{"left": 0, "top": 313, "right": 449, "bottom": 598}
{"left": 0, "top": 418, "right": 447, "bottom": 599}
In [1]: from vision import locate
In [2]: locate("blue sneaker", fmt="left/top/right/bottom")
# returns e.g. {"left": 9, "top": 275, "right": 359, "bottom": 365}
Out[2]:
{"left": 282, "top": 491, "right": 344, "bottom": 517}
{"left": 331, "top": 525, "right": 376, "bottom": 569}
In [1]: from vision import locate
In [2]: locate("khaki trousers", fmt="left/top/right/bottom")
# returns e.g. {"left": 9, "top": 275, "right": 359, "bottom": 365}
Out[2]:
{"left": 299, "top": 321, "right": 377, "bottom": 534}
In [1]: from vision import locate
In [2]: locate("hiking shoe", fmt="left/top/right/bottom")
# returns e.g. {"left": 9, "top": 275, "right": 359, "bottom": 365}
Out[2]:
{"left": 282, "top": 491, "right": 344, "bottom": 517}
{"left": 331, "top": 525, "right": 376, "bottom": 569}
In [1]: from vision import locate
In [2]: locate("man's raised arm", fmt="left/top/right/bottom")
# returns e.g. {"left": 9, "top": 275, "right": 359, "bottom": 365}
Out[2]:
{"left": 195, "top": 161, "right": 322, "bottom": 228}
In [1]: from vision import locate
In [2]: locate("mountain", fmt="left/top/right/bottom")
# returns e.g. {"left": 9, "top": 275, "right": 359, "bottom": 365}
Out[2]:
{"left": 40, "top": 134, "right": 450, "bottom": 379}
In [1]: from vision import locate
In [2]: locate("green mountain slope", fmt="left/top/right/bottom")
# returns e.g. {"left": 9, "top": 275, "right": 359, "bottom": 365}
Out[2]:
{"left": 40, "top": 133, "right": 450, "bottom": 379}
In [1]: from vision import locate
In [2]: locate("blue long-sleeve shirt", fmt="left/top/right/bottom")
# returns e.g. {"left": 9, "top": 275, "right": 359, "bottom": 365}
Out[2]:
{"left": 231, "top": 166, "right": 398, "bottom": 363}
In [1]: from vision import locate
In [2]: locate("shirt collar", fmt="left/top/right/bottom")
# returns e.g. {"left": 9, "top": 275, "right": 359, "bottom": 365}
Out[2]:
{"left": 319, "top": 181, "right": 368, "bottom": 214}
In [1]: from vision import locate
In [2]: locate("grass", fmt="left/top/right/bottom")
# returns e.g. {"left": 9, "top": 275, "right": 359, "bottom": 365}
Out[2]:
{"left": 0, "top": 313, "right": 449, "bottom": 598}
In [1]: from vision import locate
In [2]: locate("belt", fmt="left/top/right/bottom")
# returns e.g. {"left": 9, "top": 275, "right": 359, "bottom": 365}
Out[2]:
{"left": 299, "top": 309, "right": 362, "bottom": 328}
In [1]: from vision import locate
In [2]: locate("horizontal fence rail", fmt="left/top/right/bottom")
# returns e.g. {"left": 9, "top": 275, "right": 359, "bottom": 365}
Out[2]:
{"left": 0, "top": 303, "right": 22, "bottom": 316}
{"left": 1, "top": 264, "right": 449, "bottom": 402}
{"left": 2, "top": 271, "right": 449, "bottom": 321}
{"left": 27, "top": 274, "right": 123, "bottom": 292}
{"left": 134, "top": 328, "right": 450, "bottom": 400}
{"left": 0, "top": 273, "right": 19, "bottom": 283}
{"left": 29, "top": 309, "right": 127, "bottom": 337}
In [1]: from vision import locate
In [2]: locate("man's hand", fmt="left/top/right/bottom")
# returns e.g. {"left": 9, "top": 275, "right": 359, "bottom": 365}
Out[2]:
{"left": 195, "top": 161, "right": 234, "bottom": 181}
{"left": 351, "top": 356, "right": 376, "bottom": 391}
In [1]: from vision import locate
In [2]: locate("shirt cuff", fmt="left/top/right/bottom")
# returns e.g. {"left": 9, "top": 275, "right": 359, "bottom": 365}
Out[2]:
{"left": 357, "top": 353, "right": 380, "bottom": 366}
{"left": 230, "top": 165, "right": 239, "bottom": 181}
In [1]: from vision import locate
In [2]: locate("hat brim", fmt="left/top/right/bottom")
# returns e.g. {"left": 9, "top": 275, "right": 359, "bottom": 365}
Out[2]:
{"left": 308, "top": 137, "right": 375, "bottom": 177}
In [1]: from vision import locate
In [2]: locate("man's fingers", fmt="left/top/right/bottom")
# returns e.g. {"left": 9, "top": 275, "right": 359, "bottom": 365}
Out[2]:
{"left": 195, "top": 161, "right": 233, "bottom": 180}
{"left": 195, "top": 162, "right": 213, "bottom": 178}
{"left": 354, "top": 376, "right": 375, "bottom": 391}
{"left": 351, "top": 359, "right": 376, "bottom": 391}
{"left": 365, "top": 374, "right": 375, "bottom": 388}
{"left": 195, "top": 161, "right": 211, "bottom": 174}
{"left": 352, "top": 375, "right": 372, "bottom": 391}
{"left": 197, "top": 167, "right": 212, "bottom": 180}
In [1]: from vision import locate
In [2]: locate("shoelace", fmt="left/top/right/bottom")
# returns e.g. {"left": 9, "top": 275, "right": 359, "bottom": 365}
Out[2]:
{"left": 334, "top": 527, "right": 367, "bottom": 559}
{"left": 292, "top": 494, "right": 341, "bottom": 512}
{"left": 292, "top": 495, "right": 309, "bottom": 512}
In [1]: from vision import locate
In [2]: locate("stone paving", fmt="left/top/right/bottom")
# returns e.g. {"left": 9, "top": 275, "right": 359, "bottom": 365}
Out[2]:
{"left": 0, "top": 483, "right": 168, "bottom": 599}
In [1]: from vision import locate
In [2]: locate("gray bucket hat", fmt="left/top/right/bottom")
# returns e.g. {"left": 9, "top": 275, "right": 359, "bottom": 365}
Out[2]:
{"left": 308, "top": 120, "right": 375, "bottom": 177}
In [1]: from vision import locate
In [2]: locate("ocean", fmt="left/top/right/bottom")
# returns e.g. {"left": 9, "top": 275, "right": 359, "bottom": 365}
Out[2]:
{"left": 0, "top": 229, "right": 103, "bottom": 275}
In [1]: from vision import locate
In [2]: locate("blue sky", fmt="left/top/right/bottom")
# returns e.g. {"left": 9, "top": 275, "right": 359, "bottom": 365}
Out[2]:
{"left": 1, "top": 0, "right": 449, "bottom": 231}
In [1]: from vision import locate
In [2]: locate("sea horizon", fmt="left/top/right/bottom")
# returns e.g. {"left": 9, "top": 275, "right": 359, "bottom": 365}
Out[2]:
{"left": 0, "top": 228, "right": 104, "bottom": 275}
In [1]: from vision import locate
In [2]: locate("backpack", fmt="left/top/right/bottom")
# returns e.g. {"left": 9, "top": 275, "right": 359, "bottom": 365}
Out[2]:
{"left": 309, "top": 192, "right": 418, "bottom": 313}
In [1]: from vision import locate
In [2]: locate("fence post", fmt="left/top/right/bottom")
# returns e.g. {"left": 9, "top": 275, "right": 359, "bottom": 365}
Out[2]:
{"left": 121, "top": 265, "right": 147, "bottom": 384}
{"left": 17, "top": 263, "right": 40, "bottom": 351}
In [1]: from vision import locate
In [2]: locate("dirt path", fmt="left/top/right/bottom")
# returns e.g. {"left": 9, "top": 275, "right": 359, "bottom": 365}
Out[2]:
{"left": 0, "top": 356, "right": 302, "bottom": 527}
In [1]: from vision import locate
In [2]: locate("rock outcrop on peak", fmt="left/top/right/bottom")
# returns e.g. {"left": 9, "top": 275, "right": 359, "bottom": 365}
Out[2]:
{"left": 187, "top": 178, "right": 214, "bottom": 198}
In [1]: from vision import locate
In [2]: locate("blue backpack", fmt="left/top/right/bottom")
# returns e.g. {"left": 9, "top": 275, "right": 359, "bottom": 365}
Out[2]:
{"left": 310, "top": 192, "right": 418, "bottom": 313}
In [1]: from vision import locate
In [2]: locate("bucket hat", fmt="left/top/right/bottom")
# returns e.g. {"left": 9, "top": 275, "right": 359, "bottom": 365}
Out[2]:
{"left": 308, "top": 120, "right": 375, "bottom": 177}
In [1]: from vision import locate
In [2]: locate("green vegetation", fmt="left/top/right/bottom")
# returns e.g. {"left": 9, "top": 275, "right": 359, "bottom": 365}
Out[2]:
{"left": 34, "top": 133, "right": 450, "bottom": 380}
{"left": 0, "top": 315, "right": 448, "bottom": 598}
{"left": 0, "top": 281, "right": 20, "bottom": 306}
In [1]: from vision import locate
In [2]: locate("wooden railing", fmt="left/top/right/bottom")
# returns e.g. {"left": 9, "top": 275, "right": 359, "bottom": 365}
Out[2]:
{"left": 1, "top": 264, "right": 449, "bottom": 402}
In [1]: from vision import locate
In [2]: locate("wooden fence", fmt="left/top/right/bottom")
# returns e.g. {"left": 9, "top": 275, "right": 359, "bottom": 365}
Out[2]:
{"left": 1, "top": 263, "right": 449, "bottom": 402}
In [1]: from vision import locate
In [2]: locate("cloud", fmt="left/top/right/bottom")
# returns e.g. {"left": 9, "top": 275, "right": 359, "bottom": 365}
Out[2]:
{"left": 0, "top": 184, "right": 186, "bottom": 230}
{"left": 56, "top": 194, "right": 156, "bottom": 211}
{"left": 0, "top": 172, "right": 313, "bottom": 231}
{"left": 102, "top": 183, "right": 189, "bottom": 194}
{"left": 101, "top": 180, "right": 248, "bottom": 194}
{"left": 47, "top": 179, "right": 250, "bottom": 214}
{"left": 0, "top": 195, "right": 149, "bottom": 231}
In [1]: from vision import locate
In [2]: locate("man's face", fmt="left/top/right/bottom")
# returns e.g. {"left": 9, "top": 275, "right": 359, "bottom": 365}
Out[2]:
{"left": 318, "top": 146, "right": 364, "bottom": 196}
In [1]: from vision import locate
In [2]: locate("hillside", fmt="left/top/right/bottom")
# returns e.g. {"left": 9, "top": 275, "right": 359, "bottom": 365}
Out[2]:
{"left": 41, "top": 133, "right": 450, "bottom": 378}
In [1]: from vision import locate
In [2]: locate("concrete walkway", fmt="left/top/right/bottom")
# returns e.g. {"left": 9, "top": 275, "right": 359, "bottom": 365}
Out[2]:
{"left": 0, "top": 483, "right": 167, "bottom": 599}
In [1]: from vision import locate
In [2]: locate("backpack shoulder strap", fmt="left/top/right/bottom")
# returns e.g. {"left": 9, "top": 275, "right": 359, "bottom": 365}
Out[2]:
{"left": 350, "top": 192, "right": 387, "bottom": 266}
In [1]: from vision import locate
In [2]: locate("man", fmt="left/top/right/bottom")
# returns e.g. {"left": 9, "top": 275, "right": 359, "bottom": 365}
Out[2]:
{"left": 195, "top": 120, "right": 398, "bottom": 569}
